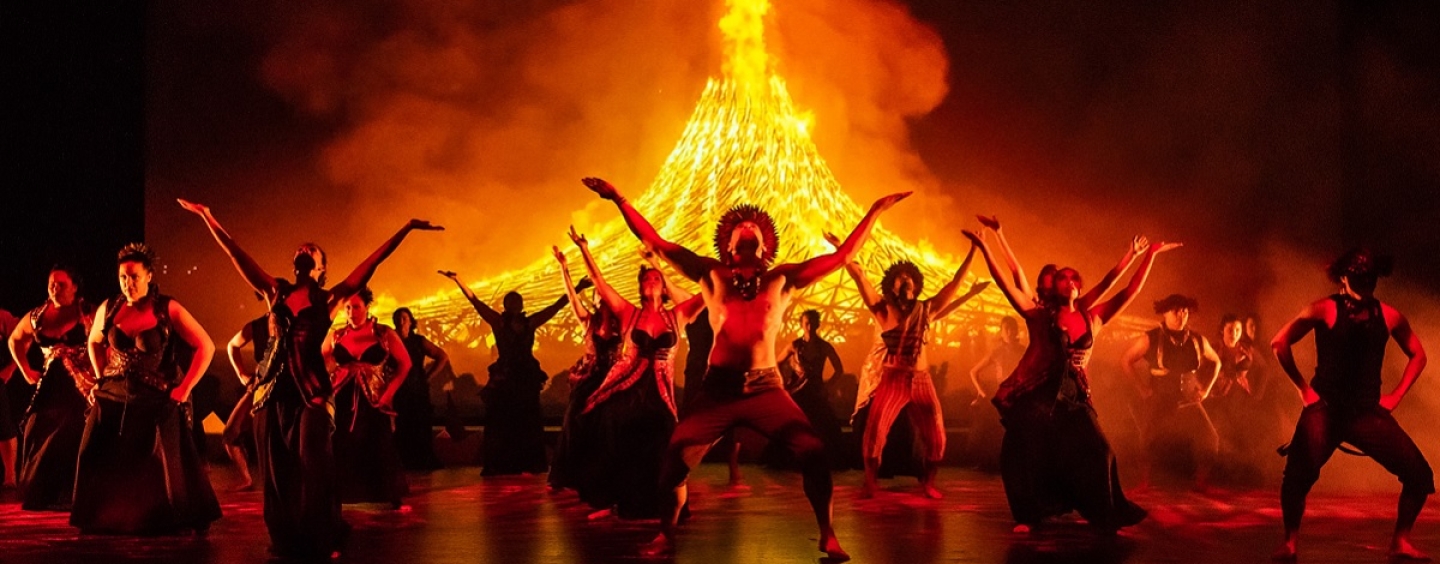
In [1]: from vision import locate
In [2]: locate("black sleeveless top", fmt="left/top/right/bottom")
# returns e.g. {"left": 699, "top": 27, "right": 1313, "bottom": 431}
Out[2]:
{"left": 254, "top": 282, "right": 334, "bottom": 409}
{"left": 97, "top": 294, "right": 177, "bottom": 402}
{"left": 1312, "top": 294, "right": 1388, "bottom": 407}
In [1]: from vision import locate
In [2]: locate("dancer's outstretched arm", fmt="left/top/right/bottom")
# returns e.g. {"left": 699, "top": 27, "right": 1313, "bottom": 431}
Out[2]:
{"left": 976, "top": 215, "right": 1034, "bottom": 302}
{"left": 583, "top": 177, "right": 717, "bottom": 282}
{"left": 1091, "top": 241, "right": 1183, "bottom": 324}
{"left": 330, "top": 219, "right": 443, "bottom": 306}
{"left": 823, "top": 232, "right": 884, "bottom": 317}
{"left": 178, "top": 199, "right": 278, "bottom": 299}
{"left": 1078, "top": 236, "right": 1147, "bottom": 309}
{"left": 528, "top": 295, "right": 569, "bottom": 331}
{"left": 570, "top": 227, "right": 635, "bottom": 319}
{"left": 552, "top": 246, "right": 593, "bottom": 324}
{"left": 783, "top": 192, "right": 910, "bottom": 290}
{"left": 439, "top": 271, "right": 502, "bottom": 327}
{"left": 963, "top": 229, "right": 1033, "bottom": 315}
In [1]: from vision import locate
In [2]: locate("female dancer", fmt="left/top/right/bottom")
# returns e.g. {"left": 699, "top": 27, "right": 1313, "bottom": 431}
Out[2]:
{"left": 7, "top": 266, "right": 95, "bottom": 510}
{"left": 391, "top": 307, "right": 450, "bottom": 471}
{"left": 324, "top": 289, "right": 411, "bottom": 507}
{"left": 967, "top": 225, "right": 1177, "bottom": 533}
{"left": 72, "top": 243, "right": 221, "bottom": 534}
{"left": 179, "top": 199, "right": 439, "bottom": 557}
{"left": 222, "top": 314, "right": 267, "bottom": 491}
{"left": 547, "top": 246, "right": 621, "bottom": 492}
{"left": 439, "top": 270, "right": 567, "bottom": 475}
{"left": 830, "top": 235, "right": 986, "bottom": 499}
{"left": 570, "top": 227, "right": 704, "bottom": 519}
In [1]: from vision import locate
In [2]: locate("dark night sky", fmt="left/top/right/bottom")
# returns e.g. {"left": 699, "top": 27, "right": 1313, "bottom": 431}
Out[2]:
{"left": 5, "top": 0, "right": 1439, "bottom": 344}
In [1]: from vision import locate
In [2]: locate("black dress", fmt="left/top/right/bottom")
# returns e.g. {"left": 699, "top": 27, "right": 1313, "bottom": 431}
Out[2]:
{"left": 252, "top": 284, "right": 348, "bottom": 557}
{"left": 70, "top": 295, "right": 222, "bottom": 534}
{"left": 17, "top": 304, "right": 93, "bottom": 510}
{"left": 394, "top": 332, "right": 442, "bottom": 471}
{"left": 480, "top": 313, "right": 550, "bottom": 475}
{"left": 575, "top": 310, "right": 678, "bottom": 519}
{"left": 549, "top": 310, "right": 622, "bottom": 490}
{"left": 331, "top": 326, "right": 408, "bottom": 506}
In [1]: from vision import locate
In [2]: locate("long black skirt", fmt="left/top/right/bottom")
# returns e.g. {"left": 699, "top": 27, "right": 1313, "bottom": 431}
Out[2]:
{"left": 549, "top": 361, "right": 613, "bottom": 490}
{"left": 18, "top": 367, "right": 88, "bottom": 510}
{"left": 999, "top": 396, "right": 1146, "bottom": 530}
{"left": 576, "top": 379, "right": 674, "bottom": 519}
{"left": 256, "top": 393, "right": 349, "bottom": 557}
{"left": 70, "top": 395, "right": 222, "bottom": 534}
{"left": 393, "top": 380, "right": 442, "bottom": 471}
{"left": 334, "top": 382, "right": 407, "bottom": 506}
{"left": 480, "top": 365, "right": 548, "bottom": 476}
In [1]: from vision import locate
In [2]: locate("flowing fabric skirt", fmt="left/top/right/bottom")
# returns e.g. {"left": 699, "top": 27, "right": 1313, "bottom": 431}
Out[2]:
{"left": 480, "top": 361, "right": 548, "bottom": 475}
{"left": 18, "top": 367, "right": 88, "bottom": 510}
{"left": 393, "top": 376, "right": 442, "bottom": 471}
{"left": 576, "top": 377, "right": 674, "bottom": 519}
{"left": 549, "top": 358, "right": 613, "bottom": 490}
{"left": 70, "top": 394, "right": 222, "bottom": 534}
{"left": 255, "top": 391, "right": 349, "bottom": 557}
{"left": 999, "top": 395, "right": 1146, "bottom": 530}
{"left": 334, "top": 381, "right": 408, "bottom": 506}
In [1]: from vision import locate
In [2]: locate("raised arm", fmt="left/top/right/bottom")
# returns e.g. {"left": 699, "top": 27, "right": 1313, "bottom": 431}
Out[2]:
{"left": 167, "top": 300, "right": 215, "bottom": 404}
{"left": 330, "top": 219, "right": 444, "bottom": 303}
{"left": 643, "top": 250, "right": 693, "bottom": 303}
{"left": 1270, "top": 300, "right": 1326, "bottom": 406}
{"left": 822, "top": 232, "right": 884, "bottom": 314}
{"left": 784, "top": 192, "right": 910, "bottom": 290}
{"left": 977, "top": 215, "right": 1035, "bottom": 301}
{"left": 226, "top": 324, "right": 255, "bottom": 387}
{"left": 962, "top": 229, "right": 1034, "bottom": 315}
{"left": 583, "top": 177, "right": 717, "bottom": 281}
{"left": 570, "top": 227, "right": 636, "bottom": 319}
{"left": 439, "top": 271, "right": 502, "bottom": 327}
{"left": 528, "top": 294, "right": 570, "bottom": 331}
{"left": 178, "top": 199, "right": 279, "bottom": 299}
{"left": 8, "top": 313, "right": 42, "bottom": 385}
{"left": 1078, "top": 236, "right": 1147, "bottom": 310}
{"left": 1090, "top": 241, "right": 1183, "bottom": 324}
{"left": 552, "top": 245, "right": 593, "bottom": 324}
{"left": 1381, "top": 306, "right": 1427, "bottom": 412}
{"left": 927, "top": 244, "right": 979, "bottom": 314}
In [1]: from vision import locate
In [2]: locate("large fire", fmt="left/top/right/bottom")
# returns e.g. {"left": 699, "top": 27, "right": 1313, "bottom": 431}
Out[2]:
{"left": 396, "top": 0, "right": 1014, "bottom": 350}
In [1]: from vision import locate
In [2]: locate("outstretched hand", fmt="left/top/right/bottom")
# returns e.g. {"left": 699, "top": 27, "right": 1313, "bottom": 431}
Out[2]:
{"left": 407, "top": 219, "right": 445, "bottom": 231}
{"left": 581, "top": 177, "right": 621, "bottom": 201}
{"left": 869, "top": 191, "right": 912, "bottom": 214}
{"left": 822, "top": 232, "right": 842, "bottom": 248}
{"left": 976, "top": 215, "right": 1001, "bottom": 231}
{"left": 1130, "top": 235, "right": 1150, "bottom": 255}
{"left": 552, "top": 245, "right": 567, "bottom": 264}
{"left": 968, "top": 280, "right": 992, "bottom": 295}
{"left": 437, "top": 270, "right": 459, "bottom": 279}
{"left": 640, "top": 249, "right": 662, "bottom": 269}
{"left": 1149, "top": 241, "right": 1183, "bottom": 254}
{"left": 176, "top": 198, "right": 210, "bottom": 216}
{"left": 568, "top": 225, "right": 588, "bottom": 247}
{"left": 961, "top": 229, "right": 984, "bottom": 245}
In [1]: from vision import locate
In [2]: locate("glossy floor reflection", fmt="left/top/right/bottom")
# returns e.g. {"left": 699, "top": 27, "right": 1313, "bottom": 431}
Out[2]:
{"left": 1, "top": 464, "right": 1432, "bottom": 563}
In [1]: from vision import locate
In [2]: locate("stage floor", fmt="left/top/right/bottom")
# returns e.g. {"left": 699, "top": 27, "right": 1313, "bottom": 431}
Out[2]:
{"left": 0, "top": 464, "right": 1429, "bottom": 563}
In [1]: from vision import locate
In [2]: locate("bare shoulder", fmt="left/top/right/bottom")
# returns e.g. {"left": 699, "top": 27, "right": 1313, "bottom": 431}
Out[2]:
{"left": 1380, "top": 301, "right": 1409, "bottom": 330}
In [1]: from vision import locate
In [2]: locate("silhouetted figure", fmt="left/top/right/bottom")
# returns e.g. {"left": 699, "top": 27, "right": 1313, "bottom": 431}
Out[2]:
{"left": 771, "top": 310, "right": 846, "bottom": 469}
{"left": 968, "top": 316, "right": 1025, "bottom": 471}
{"left": 181, "top": 198, "right": 439, "bottom": 557}
{"left": 1121, "top": 294, "right": 1221, "bottom": 490}
{"left": 1271, "top": 248, "right": 1431, "bottom": 560}
{"left": 7, "top": 266, "right": 93, "bottom": 509}
{"left": 441, "top": 271, "right": 566, "bottom": 476}
{"left": 72, "top": 243, "right": 220, "bottom": 534}
{"left": 392, "top": 307, "right": 450, "bottom": 471}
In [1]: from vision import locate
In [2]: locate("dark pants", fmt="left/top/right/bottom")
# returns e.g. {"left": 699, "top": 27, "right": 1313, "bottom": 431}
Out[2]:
{"left": 1281, "top": 401, "right": 1434, "bottom": 530}
{"left": 1143, "top": 400, "right": 1220, "bottom": 473}
{"left": 255, "top": 398, "right": 348, "bottom": 557}
{"left": 659, "top": 388, "right": 831, "bottom": 515}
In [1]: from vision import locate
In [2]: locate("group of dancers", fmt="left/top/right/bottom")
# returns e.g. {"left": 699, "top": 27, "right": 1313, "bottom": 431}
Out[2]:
{"left": 0, "top": 179, "right": 1429, "bottom": 561}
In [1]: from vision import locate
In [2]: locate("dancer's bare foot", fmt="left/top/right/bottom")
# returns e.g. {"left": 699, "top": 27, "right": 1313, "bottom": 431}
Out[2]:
{"left": 819, "top": 530, "right": 850, "bottom": 562}
{"left": 1013, "top": 524, "right": 1032, "bottom": 534}
{"left": 1392, "top": 538, "right": 1431, "bottom": 561}
{"left": 922, "top": 483, "right": 944, "bottom": 499}
{"left": 1272, "top": 538, "right": 1298, "bottom": 560}
{"left": 640, "top": 533, "right": 674, "bottom": 557}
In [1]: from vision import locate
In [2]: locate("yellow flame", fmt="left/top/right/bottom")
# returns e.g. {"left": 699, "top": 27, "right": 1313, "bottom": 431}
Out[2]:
{"left": 719, "top": 0, "right": 771, "bottom": 86}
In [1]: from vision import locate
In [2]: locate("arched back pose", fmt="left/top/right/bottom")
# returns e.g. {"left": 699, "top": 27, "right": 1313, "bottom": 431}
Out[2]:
{"left": 585, "top": 175, "right": 908, "bottom": 560}
{"left": 831, "top": 235, "right": 987, "bottom": 499}
{"left": 968, "top": 224, "right": 1177, "bottom": 533}
{"left": 179, "top": 199, "right": 439, "bottom": 557}
{"left": 73, "top": 243, "right": 220, "bottom": 534}
{"left": 568, "top": 227, "right": 705, "bottom": 519}
{"left": 7, "top": 265, "right": 95, "bottom": 510}
{"left": 439, "top": 271, "right": 567, "bottom": 476}
{"left": 391, "top": 307, "right": 450, "bottom": 472}
{"left": 1271, "top": 248, "right": 1430, "bottom": 560}
{"left": 323, "top": 290, "right": 412, "bottom": 507}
